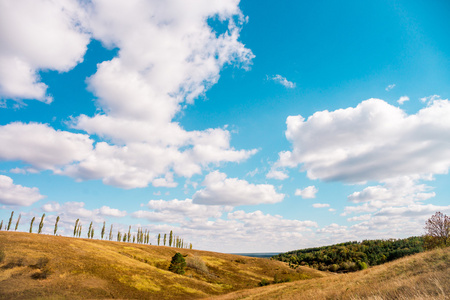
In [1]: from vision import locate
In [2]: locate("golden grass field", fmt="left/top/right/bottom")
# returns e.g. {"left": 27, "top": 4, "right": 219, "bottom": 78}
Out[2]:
{"left": 0, "top": 231, "right": 323, "bottom": 299}
{"left": 0, "top": 231, "right": 448, "bottom": 299}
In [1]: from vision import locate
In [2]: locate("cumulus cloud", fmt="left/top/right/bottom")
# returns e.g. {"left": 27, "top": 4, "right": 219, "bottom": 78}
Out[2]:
{"left": 312, "top": 203, "right": 330, "bottom": 208}
{"left": 270, "top": 74, "right": 296, "bottom": 88}
{"left": 0, "top": 1, "right": 257, "bottom": 189}
{"left": 130, "top": 199, "right": 317, "bottom": 252}
{"left": 42, "top": 201, "right": 126, "bottom": 224}
{"left": 295, "top": 185, "right": 318, "bottom": 199}
{"left": 99, "top": 206, "right": 127, "bottom": 217}
{"left": 397, "top": 96, "right": 409, "bottom": 105}
{"left": 132, "top": 198, "right": 232, "bottom": 223}
{"left": 273, "top": 98, "right": 450, "bottom": 183}
{"left": 0, "top": 175, "right": 45, "bottom": 206}
{"left": 192, "top": 171, "right": 285, "bottom": 206}
{"left": 343, "top": 176, "right": 435, "bottom": 216}
{"left": 0, "top": 0, "right": 89, "bottom": 102}
{"left": 0, "top": 122, "right": 94, "bottom": 170}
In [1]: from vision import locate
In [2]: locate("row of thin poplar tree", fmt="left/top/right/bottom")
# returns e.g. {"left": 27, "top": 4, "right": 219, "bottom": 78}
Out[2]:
{"left": 1, "top": 210, "right": 192, "bottom": 249}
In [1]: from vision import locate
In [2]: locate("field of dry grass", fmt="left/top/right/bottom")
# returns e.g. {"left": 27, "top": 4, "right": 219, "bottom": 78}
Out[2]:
{"left": 0, "top": 231, "right": 323, "bottom": 299}
{"left": 209, "top": 246, "right": 450, "bottom": 300}
{"left": 1, "top": 231, "right": 448, "bottom": 299}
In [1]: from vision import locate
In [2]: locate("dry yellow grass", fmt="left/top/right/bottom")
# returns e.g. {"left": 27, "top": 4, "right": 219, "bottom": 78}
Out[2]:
{"left": 208, "top": 246, "right": 450, "bottom": 300}
{"left": 0, "top": 231, "right": 323, "bottom": 299}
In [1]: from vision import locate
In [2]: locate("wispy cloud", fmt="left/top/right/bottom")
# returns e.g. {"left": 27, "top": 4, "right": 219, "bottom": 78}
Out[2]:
{"left": 312, "top": 203, "right": 330, "bottom": 208}
{"left": 385, "top": 84, "right": 396, "bottom": 91}
{"left": 270, "top": 74, "right": 296, "bottom": 88}
{"left": 397, "top": 96, "right": 409, "bottom": 105}
{"left": 420, "top": 94, "right": 441, "bottom": 103}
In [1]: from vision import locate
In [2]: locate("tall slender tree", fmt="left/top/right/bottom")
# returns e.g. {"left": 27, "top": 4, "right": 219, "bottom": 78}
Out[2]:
{"left": 164, "top": 233, "right": 167, "bottom": 246}
{"left": 7, "top": 211, "right": 14, "bottom": 231}
{"left": 0, "top": 220, "right": 3, "bottom": 230}
{"left": 127, "top": 226, "right": 131, "bottom": 242}
{"left": 54, "top": 216, "right": 60, "bottom": 235}
{"left": 29, "top": 217, "right": 35, "bottom": 233}
{"left": 78, "top": 224, "right": 82, "bottom": 237}
{"left": 88, "top": 222, "right": 93, "bottom": 238}
{"left": 101, "top": 221, "right": 106, "bottom": 239}
{"left": 38, "top": 213, "right": 45, "bottom": 234}
{"left": 73, "top": 219, "right": 79, "bottom": 237}
{"left": 169, "top": 230, "right": 173, "bottom": 247}
{"left": 109, "top": 224, "right": 113, "bottom": 241}
{"left": 15, "top": 214, "right": 21, "bottom": 231}
{"left": 90, "top": 228, "right": 94, "bottom": 239}
{"left": 158, "top": 233, "right": 161, "bottom": 246}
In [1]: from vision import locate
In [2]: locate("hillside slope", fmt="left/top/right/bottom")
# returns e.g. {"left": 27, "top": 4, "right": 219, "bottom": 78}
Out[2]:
{"left": 0, "top": 232, "right": 324, "bottom": 299}
{"left": 209, "top": 246, "right": 450, "bottom": 299}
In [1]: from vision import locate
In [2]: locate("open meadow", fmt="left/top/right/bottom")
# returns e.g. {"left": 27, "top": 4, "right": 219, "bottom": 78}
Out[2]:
{"left": 1, "top": 231, "right": 449, "bottom": 299}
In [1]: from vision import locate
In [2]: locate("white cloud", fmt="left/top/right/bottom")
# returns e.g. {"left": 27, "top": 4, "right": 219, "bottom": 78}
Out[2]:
{"left": 397, "top": 95, "right": 409, "bottom": 105}
{"left": 193, "top": 171, "right": 285, "bottom": 206}
{"left": 246, "top": 168, "right": 259, "bottom": 177}
{"left": 0, "top": 175, "right": 45, "bottom": 206}
{"left": 270, "top": 74, "right": 296, "bottom": 88}
{"left": 0, "top": 1, "right": 257, "bottom": 189}
{"left": 420, "top": 94, "right": 441, "bottom": 103}
{"left": 132, "top": 198, "right": 231, "bottom": 223}
{"left": 130, "top": 199, "right": 317, "bottom": 252}
{"left": 0, "top": 0, "right": 89, "bottom": 102}
{"left": 385, "top": 84, "right": 396, "bottom": 91}
{"left": 312, "top": 203, "right": 330, "bottom": 208}
{"left": 42, "top": 201, "right": 126, "bottom": 224}
{"left": 274, "top": 98, "right": 450, "bottom": 183}
{"left": 0, "top": 122, "right": 93, "bottom": 170}
{"left": 99, "top": 206, "right": 127, "bottom": 217}
{"left": 343, "top": 176, "right": 435, "bottom": 216}
{"left": 266, "top": 169, "right": 289, "bottom": 180}
{"left": 295, "top": 185, "right": 318, "bottom": 199}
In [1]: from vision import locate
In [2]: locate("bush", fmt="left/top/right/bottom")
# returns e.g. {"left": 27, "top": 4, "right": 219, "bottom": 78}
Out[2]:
{"left": 31, "top": 266, "right": 52, "bottom": 280}
{"left": 357, "top": 260, "right": 368, "bottom": 270}
{"left": 169, "top": 252, "right": 186, "bottom": 275}
{"left": 186, "top": 256, "right": 208, "bottom": 274}
{"left": 259, "top": 278, "right": 270, "bottom": 286}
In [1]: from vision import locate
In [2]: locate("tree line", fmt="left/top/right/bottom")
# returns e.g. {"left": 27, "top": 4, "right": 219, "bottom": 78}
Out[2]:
{"left": 273, "top": 212, "right": 449, "bottom": 273}
{"left": 272, "top": 236, "right": 424, "bottom": 273}
{"left": 0, "top": 211, "right": 192, "bottom": 249}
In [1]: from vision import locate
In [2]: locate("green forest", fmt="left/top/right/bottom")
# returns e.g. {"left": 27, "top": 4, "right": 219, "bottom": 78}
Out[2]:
{"left": 273, "top": 236, "right": 424, "bottom": 273}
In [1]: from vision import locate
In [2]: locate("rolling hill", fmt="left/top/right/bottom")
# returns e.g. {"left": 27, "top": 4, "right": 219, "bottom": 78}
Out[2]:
{"left": 1, "top": 231, "right": 448, "bottom": 299}
{"left": 0, "top": 231, "right": 323, "bottom": 299}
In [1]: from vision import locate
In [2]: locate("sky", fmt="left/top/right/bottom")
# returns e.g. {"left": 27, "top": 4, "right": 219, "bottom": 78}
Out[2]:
{"left": 1, "top": 0, "right": 450, "bottom": 253}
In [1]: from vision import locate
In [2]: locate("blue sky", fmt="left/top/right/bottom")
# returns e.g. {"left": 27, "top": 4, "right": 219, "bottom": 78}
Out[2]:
{"left": 1, "top": 0, "right": 449, "bottom": 252}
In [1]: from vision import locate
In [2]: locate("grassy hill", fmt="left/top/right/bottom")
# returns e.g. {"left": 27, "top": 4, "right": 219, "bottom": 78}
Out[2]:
{"left": 209, "top": 246, "right": 450, "bottom": 300}
{"left": 1, "top": 231, "right": 448, "bottom": 299}
{"left": 0, "top": 231, "right": 323, "bottom": 299}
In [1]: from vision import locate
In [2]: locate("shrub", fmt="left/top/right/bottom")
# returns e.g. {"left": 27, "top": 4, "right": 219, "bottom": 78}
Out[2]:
{"left": 169, "top": 252, "right": 186, "bottom": 275}
{"left": 357, "top": 260, "right": 368, "bottom": 270}
{"left": 186, "top": 256, "right": 208, "bottom": 274}
{"left": 31, "top": 266, "right": 52, "bottom": 280}
{"left": 259, "top": 278, "right": 270, "bottom": 286}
